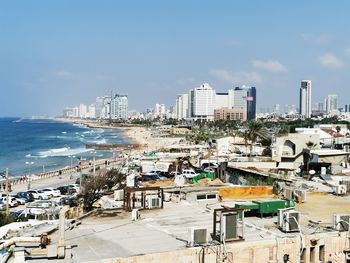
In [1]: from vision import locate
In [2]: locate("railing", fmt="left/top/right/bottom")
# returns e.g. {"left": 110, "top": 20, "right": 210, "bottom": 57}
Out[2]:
{"left": 0, "top": 157, "right": 126, "bottom": 190}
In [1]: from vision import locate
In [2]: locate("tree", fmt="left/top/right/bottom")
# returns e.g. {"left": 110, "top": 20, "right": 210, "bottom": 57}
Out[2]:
{"left": 79, "top": 168, "right": 125, "bottom": 212}
{"left": 187, "top": 131, "right": 209, "bottom": 144}
{"left": 243, "top": 121, "right": 270, "bottom": 156}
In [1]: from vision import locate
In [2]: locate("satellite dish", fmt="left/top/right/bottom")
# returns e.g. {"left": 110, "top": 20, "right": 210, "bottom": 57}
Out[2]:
{"left": 309, "top": 170, "right": 316, "bottom": 175}
{"left": 175, "top": 174, "right": 185, "bottom": 187}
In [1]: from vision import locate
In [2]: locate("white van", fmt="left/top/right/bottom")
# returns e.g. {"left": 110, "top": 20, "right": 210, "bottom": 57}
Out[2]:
{"left": 181, "top": 169, "right": 198, "bottom": 179}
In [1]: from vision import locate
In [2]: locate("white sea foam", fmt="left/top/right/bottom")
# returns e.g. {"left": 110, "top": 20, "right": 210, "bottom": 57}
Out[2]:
{"left": 62, "top": 131, "right": 67, "bottom": 134}
{"left": 38, "top": 147, "right": 90, "bottom": 157}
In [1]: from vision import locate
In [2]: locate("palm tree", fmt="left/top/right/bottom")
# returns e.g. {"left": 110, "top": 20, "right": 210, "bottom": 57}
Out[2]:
{"left": 244, "top": 120, "right": 270, "bottom": 156}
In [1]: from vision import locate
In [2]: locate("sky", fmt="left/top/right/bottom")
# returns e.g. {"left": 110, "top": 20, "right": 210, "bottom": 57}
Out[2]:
{"left": 1, "top": 1, "right": 350, "bottom": 117}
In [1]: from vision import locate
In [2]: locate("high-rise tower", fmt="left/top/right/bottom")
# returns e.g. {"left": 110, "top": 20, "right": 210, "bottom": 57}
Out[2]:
{"left": 299, "top": 80, "right": 312, "bottom": 118}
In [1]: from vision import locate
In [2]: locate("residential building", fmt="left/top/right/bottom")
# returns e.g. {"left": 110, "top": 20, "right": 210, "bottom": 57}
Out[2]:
{"left": 79, "top": 104, "right": 87, "bottom": 118}
{"left": 95, "top": 96, "right": 111, "bottom": 119}
{"left": 175, "top": 94, "right": 189, "bottom": 120}
{"left": 88, "top": 104, "right": 96, "bottom": 119}
{"left": 189, "top": 83, "right": 216, "bottom": 120}
{"left": 62, "top": 108, "right": 74, "bottom": 118}
{"left": 110, "top": 94, "right": 128, "bottom": 120}
{"left": 325, "top": 94, "right": 338, "bottom": 114}
{"left": 214, "top": 107, "right": 247, "bottom": 121}
{"left": 154, "top": 103, "right": 166, "bottom": 118}
{"left": 299, "top": 80, "right": 312, "bottom": 118}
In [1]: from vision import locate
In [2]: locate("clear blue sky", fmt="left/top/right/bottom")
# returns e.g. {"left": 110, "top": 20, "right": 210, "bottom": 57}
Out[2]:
{"left": 1, "top": 1, "right": 350, "bottom": 116}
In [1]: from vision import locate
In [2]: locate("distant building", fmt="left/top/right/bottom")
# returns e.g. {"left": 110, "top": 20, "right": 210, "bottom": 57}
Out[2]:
{"left": 154, "top": 103, "right": 166, "bottom": 118}
{"left": 345, "top": 104, "right": 350, "bottom": 113}
{"left": 110, "top": 94, "right": 128, "bottom": 120}
{"left": 175, "top": 94, "right": 189, "bottom": 120}
{"left": 95, "top": 96, "right": 111, "bottom": 119}
{"left": 214, "top": 107, "right": 247, "bottom": 121}
{"left": 215, "top": 92, "right": 229, "bottom": 109}
{"left": 88, "top": 104, "right": 96, "bottom": 119}
{"left": 325, "top": 94, "right": 338, "bottom": 114}
{"left": 299, "top": 80, "right": 312, "bottom": 118}
{"left": 189, "top": 83, "right": 216, "bottom": 120}
{"left": 72, "top": 106, "right": 79, "bottom": 118}
{"left": 234, "top": 86, "right": 256, "bottom": 120}
{"left": 79, "top": 104, "right": 87, "bottom": 118}
{"left": 62, "top": 108, "right": 74, "bottom": 118}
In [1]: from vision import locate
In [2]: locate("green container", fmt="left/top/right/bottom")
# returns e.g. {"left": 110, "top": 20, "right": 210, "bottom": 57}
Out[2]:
{"left": 254, "top": 199, "right": 294, "bottom": 216}
{"left": 235, "top": 202, "right": 259, "bottom": 211}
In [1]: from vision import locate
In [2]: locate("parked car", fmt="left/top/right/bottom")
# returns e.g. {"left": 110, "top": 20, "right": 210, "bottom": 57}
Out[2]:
{"left": 27, "top": 190, "right": 50, "bottom": 200}
{"left": 41, "top": 188, "right": 61, "bottom": 197}
{"left": 181, "top": 169, "right": 199, "bottom": 179}
{"left": 68, "top": 184, "right": 80, "bottom": 192}
{"left": 0, "top": 196, "right": 19, "bottom": 207}
{"left": 14, "top": 192, "right": 35, "bottom": 203}
{"left": 145, "top": 170, "right": 161, "bottom": 176}
{"left": 158, "top": 171, "right": 172, "bottom": 178}
{"left": 142, "top": 175, "right": 160, "bottom": 181}
{"left": 14, "top": 197, "right": 26, "bottom": 205}
{"left": 57, "top": 185, "right": 76, "bottom": 195}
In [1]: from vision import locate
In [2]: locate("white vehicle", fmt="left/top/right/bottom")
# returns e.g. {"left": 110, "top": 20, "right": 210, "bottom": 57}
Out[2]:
{"left": 181, "top": 169, "right": 199, "bottom": 179}
{"left": 27, "top": 190, "right": 50, "bottom": 200}
{"left": 41, "top": 188, "right": 61, "bottom": 197}
{"left": 0, "top": 196, "right": 18, "bottom": 207}
{"left": 14, "top": 197, "right": 26, "bottom": 205}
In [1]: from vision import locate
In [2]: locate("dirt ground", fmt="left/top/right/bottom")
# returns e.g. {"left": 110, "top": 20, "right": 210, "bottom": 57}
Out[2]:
{"left": 297, "top": 192, "right": 350, "bottom": 223}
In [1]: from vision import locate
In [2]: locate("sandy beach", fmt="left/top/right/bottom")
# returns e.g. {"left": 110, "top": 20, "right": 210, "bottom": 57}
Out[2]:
{"left": 55, "top": 118, "right": 183, "bottom": 155}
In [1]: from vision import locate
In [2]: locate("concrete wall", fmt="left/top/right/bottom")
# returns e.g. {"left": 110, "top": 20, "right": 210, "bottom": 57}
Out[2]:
{"left": 92, "top": 232, "right": 348, "bottom": 263}
{"left": 228, "top": 161, "right": 296, "bottom": 170}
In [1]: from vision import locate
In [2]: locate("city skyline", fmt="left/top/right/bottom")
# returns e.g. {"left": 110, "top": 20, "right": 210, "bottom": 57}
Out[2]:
{"left": 2, "top": 1, "right": 350, "bottom": 117}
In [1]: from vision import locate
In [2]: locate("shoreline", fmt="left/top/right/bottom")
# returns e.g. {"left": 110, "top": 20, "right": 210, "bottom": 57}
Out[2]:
{"left": 5, "top": 118, "right": 135, "bottom": 178}
{"left": 6, "top": 117, "right": 183, "bottom": 181}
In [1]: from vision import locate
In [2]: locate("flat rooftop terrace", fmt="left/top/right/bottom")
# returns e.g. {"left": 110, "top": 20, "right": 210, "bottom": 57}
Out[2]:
{"left": 26, "top": 190, "right": 350, "bottom": 263}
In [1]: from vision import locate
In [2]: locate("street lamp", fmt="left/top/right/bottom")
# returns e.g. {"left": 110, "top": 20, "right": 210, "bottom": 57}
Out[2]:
{"left": 68, "top": 155, "right": 76, "bottom": 169}
{"left": 90, "top": 151, "right": 97, "bottom": 175}
{"left": 25, "top": 161, "right": 34, "bottom": 190}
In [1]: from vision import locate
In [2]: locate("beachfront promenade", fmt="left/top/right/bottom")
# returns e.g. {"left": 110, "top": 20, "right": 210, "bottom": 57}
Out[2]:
{"left": 1, "top": 157, "right": 126, "bottom": 193}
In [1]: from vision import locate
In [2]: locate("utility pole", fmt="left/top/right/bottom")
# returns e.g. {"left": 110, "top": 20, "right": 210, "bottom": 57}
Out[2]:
{"left": 5, "top": 168, "right": 9, "bottom": 215}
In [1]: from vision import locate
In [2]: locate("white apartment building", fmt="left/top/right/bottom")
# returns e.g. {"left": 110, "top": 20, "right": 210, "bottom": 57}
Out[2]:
{"left": 190, "top": 83, "right": 216, "bottom": 120}
{"left": 154, "top": 103, "right": 166, "bottom": 118}
{"left": 95, "top": 96, "right": 111, "bottom": 119}
{"left": 88, "top": 104, "right": 96, "bottom": 119}
{"left": 79, "top": 104, "right": 87, "bottom": 118}
{"left": 175, "top": 94, "right": 189, "bottom": 120}
{"left": 299, "top": 80, "right": 312, "bottom": 118}
{"left": 325, "top": 94, "right": 338, "bottom": 114}
{"left": 110, "top": 94, "right": 128, "bottom": 120}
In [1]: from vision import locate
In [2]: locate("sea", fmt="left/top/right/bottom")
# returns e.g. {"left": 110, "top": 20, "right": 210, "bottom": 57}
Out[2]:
{"left": 0, "top": 118, "right": 130, "bottom": 177}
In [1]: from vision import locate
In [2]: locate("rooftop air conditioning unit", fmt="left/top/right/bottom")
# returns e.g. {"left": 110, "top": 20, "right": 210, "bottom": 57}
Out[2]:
{"left": 114, "top": 189, "right": 124, "bottom": 201}
{"left": 334, "top": 185, "right": 347, "bottom": 195}
{"left": 333, "top": 214, "right": 350, "bottom": 231}
{"left": 188, "top": 228, "right": 208, "bottom": 246}
{"left": 220, "top": 212, "right": 239, "bottom": 242}
{"left": 147, "top": 196, "right": 161, "bottom": 209}
{"left": 279, "top": 209, "right": 300, "bottom": 232}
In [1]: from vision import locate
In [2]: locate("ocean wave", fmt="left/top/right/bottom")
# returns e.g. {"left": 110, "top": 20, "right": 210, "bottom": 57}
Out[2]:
{"left": 62, "top": 131, "right": 67, "bottom": 134}
{"left": 38, "top": 147, "right": 91, "bottom": 157}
